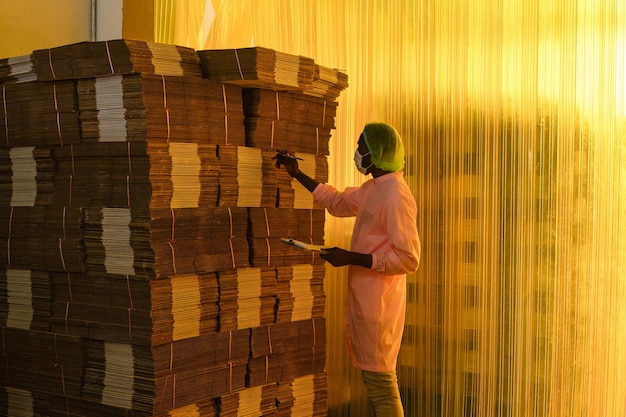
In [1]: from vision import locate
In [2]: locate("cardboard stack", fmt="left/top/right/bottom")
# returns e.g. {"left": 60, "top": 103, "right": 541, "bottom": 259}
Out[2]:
{"left": 197, "top": 45, "right": 346, "bottom": 417}
{"left": 0, "top": 40, "right": 348, "bottom": 416}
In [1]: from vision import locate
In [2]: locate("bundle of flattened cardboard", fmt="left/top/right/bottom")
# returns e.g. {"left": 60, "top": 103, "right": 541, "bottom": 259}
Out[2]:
{"left": 0, "top": 39, "right": 346, "bottom": 417}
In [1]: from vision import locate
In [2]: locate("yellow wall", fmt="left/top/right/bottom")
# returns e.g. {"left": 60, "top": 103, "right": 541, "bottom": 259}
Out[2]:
{"left": 0, "top": 0, "right": 91, "bottom": 58}
{"left": 122, "top": 0, "right": 154, "bottom": 41}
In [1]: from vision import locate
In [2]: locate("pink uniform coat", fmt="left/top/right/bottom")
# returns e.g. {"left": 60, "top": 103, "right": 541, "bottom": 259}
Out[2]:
{"left": 312, "top": 171, "right": 421, "bottom": 372}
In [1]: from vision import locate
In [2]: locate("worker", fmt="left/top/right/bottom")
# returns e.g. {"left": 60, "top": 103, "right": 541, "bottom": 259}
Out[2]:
{"left": 276, "top": 122, "right": 421, "bottom": 416}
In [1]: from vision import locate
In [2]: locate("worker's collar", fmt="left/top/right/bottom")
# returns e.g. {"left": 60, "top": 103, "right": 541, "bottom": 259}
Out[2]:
{"left": 371, "top": 171, "right": 403, "bottom": 184}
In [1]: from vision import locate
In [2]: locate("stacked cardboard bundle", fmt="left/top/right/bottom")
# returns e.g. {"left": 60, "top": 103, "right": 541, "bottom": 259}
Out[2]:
{"left": 198, "top": 47, "right": 315, "bottom": 92}
{"left": 218, "top": 383, "right": 279, "bottom": 417}
{"left": 0, "top": 39, "right": 349, "bottom": 416}
{"left": 247, "top": 207, "right": 325, "bottom": 267}
{"left": 81, "top": 207, "right": 249, "bottom": 279}
{"left": 289, "top": 373, "right": 328, "bottom": 417}
{"left": 80, "top": 329, "right": 250, "bottom": 415}
{"left": 305, "top": 64, "right": 350, "bottom": 100}
{"left": 218, "top": 267, "right": 278, "bottom": 332}
{"left": 248, "top": 318, "right": 326, "bottom": 387}
{"left": 242, "top": 88, "right": 335, "bottom": 155}
{"left": 0, "top": 80, "right": 81, "bottom": 147}
{"left": 0, "top": 328, "right": 84, "bottom": 398}
{"left": 216, "top": 145, "right": 279, "bottom": 208}
{"left": 0, "top": 269, "right": 51, "bottom": 332}
{"left": 77, "top": 74, "right": 245, "bottom": 145}
{"left": 0, "top": 54, "right": 37, "bottom": 84}
{"left": 32, "top": 39, "right": 201, "bottom": 81}
{"left": 48, "top": 271, "right": 221, "bottom": 345}
{"left": 0, "top": 206, "right": 84, "bottom": 272}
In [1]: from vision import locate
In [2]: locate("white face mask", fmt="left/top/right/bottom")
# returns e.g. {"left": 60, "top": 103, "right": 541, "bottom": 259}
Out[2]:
{"left": 354, "top": 149, "right": 372, "bottom": 174}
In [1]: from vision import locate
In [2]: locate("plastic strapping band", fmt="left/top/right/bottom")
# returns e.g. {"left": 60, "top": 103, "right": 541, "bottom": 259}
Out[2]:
{"left": 267, "top": 326, "right": 273, "bottom": 354}
{"left": 48, "top": 49, "right": 56, "bottom": 79}
{"left": 222, "top": 84, "right": 229, "bottom": 145}
{"left": 162, "top": 76, "right": 171, "bottom": 142}
{"left": 234, "top": 50, "right": 244, "bottom": 79}
{"left": 322, "top": 100, "right": 327, "bottom": 127}
{"left": 127, "top": 309, "right": 133, "bottom": 341}
{"left": 53, "top": 334, "right": 66, "bottom": 395}
{"left": 263, "top": 208, "right": 271, "bottom": 236}
{"left": 126, "top": 143, "right": 132, "bottom": 208}
{"left": 264, "top": 208, "right": 271, "bottom": 266}
{"left": 127, "top": 275, "right": 134, "bottom": 341}
{"left": 67, "top": 273, "right": 73, "bottom": 302}
{"left": 316, "top": 127, "right": 319, "bottom": 155}
{"left": 310, "top": 209, "right": 315, "bottom": 263}
{"left": 270, "top": 121, "right": 275, "bottom": 149}
{"left": 59, "top": 207, "right": 67, "bottom": 271}
{"left": 2, "top": 85, "right": 8, "bottom": 147}
{"left": 64, "top": 302, "right": 70, "bottom": 335}
{"left": 7, "top": 207, "right": 13, "bottom": 268}
{"left": 157, "top": 345, "right": 173, "bottom": 408}
{"left": 173, "top": 375, "right": 177, "bottom": 408}
{"left": 169, "top": 343, "right": 174, "bottom": 372}
{"left": 228, "top": 331, "right": 234, "bottom": 393}
{"left": 275, "top": 91, "right": 280, "bottom": 120}
{"left": 227, "top": 208, "right": 236, "bottom": 269}
{"left": 53, "top": 83, "right": 64, "bottom": 145}
{"left": 265, "top": 355, "right": 269, "bottom": 383}
{"left": 104, "top": 41, "right": 115, "bottom": 74}
{"left": 126, "top": 275, "right": 134, "bottom": 309}
{"left": 168, "top": 209, "right": 177, "bottom": 275}
{"left": 69, "top": 145, "right": 75, "bottom": 206}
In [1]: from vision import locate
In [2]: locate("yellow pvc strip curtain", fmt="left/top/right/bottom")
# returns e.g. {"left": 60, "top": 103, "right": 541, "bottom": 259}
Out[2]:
{"left": 154, "top": 1, "right": 626, "bottom": 416}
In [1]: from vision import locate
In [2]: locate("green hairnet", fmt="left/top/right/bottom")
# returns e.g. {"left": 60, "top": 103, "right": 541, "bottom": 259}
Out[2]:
{"left": 362, "top": 122, "right": 405, "bottom": 172}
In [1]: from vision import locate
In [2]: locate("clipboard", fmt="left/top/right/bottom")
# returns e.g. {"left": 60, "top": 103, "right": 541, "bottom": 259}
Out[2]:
{"left": 280, "top": 238, "right": 328, "bottom": 252}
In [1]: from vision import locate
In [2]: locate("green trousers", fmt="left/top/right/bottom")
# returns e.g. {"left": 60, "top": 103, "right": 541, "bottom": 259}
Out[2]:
{"left": 361, "top": 370, "right": 404, "bottom": 417}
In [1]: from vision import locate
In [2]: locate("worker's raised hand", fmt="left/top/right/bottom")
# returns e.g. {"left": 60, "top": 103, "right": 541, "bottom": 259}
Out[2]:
{"left": 274, "top": 151, "right": 299, "bottom": 177}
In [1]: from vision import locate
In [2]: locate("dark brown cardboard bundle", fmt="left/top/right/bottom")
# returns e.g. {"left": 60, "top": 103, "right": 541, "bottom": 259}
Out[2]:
{"left": 82, "top": 339, "right": 156, "bottom": 413}
{"left": 244, "top": 117, "right": 332, "bottom": 155}
{"left": 82, "top": 333, "right": 244, "bottom": 415}
{"left": 82, "top": 207, "right": 249, "bottom": 279}
{"left": 0, "top": 141, "right": 223, "bottom": 210}
{"left": 0, "top": 387, "right": 52, "bottom": 417}
{"left": 242, "top": 88, "right": 337, "bottom": 129}
{"left": 0, "top": 206, "right": 84, "bottom": 273}
{"left": 0, "top": 328, "right": 84, "bottom": 398}
{"left": 32, "top": 39, "right": 201, "bottom": 81}
{"left": 151, "top": 329, "right": 250, "bottom": 413}
{"left": 0, "top": 80, "right": 81, "bottom": 147}
{"left": 47, "top": 392, "right": 156, "bottom": 417}
{"left": 0, "top": 53, "right": 37, "bottom": 84}
{"left": 77, "top": 74, "right": 245, "bottom": 146}
{"left": 0, "top": 269, "right": 51, "bottom": 332}
{"left": 248, "top": 318, "right": 326, "bottom": 386}
{"left": 198, "top": 47, "right": 315, "bottom": 92}
{"left": 49, "top": 271, "right": 220, "bottom": 346}
{"left": 247, "top": 208, "right": 325, "bottom": 267}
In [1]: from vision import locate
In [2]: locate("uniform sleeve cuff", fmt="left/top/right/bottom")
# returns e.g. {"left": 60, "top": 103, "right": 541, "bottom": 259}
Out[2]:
{"left": 371, "top": 252, "right": 383, "bottom": 272}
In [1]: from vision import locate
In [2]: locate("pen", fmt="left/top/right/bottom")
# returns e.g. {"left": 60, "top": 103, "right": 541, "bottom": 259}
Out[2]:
{"left": 276, "top": 151, "right": 304, "bottom": 160}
